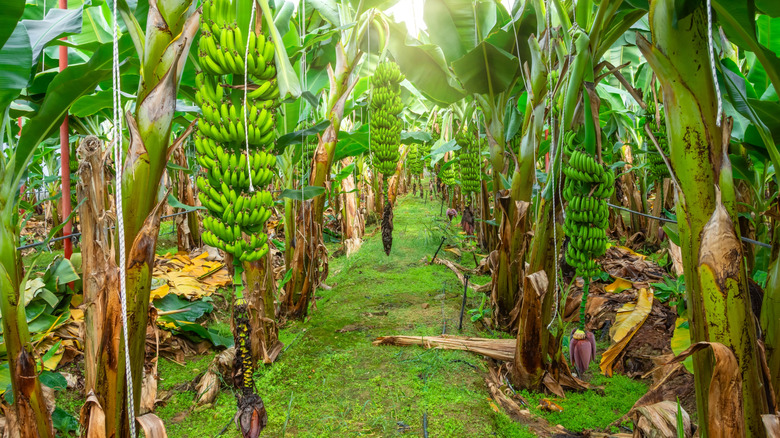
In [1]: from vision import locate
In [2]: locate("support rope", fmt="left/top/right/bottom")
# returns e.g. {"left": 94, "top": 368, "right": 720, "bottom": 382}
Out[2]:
{"left": 111, "top": 0, "right": 136, "bottom": 434}
{"left": 706, "top": 0, "right": 722, "bottom": 127}
{"left": 243, "top": 0, "right": 258, "bottom": 192}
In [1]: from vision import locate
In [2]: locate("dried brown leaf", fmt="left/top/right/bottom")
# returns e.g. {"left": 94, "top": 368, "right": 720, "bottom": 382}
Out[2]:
{"left": 667, "top": 342, "right": 743, "bottom": 438}
{"left": 136, "top": 413, "right": 167, "bottom": 438}
{"left": 79, "top": 391, "right": 106, "bottom": 438}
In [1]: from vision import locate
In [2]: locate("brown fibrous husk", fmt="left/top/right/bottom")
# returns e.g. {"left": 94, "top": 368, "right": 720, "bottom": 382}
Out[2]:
{"left": 382, "top": 201, "right": 393, "bottom": 256}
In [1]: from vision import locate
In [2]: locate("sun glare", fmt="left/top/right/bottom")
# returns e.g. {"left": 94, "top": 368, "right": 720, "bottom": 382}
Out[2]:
{"left": 384, "top": 0, "right": 518, "bottom": 39}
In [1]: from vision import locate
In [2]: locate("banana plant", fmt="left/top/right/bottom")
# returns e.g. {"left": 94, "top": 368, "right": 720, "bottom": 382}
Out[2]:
{"left": 0, "top": 0, "right": 125, "bottom": 433}
{"left": 71, "top": 0, "right": 200, "bottom": 434}
{"left": 282, "top": 2, "right": 392, "bottom": 319}
{"left": 709, "top": 3, "right": 780, "bottom": 399}
{"left": 638, "top": 1, "right": 770, "bottom": 435}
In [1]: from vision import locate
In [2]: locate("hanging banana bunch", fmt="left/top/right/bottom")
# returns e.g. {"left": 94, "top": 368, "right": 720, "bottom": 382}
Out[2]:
{"left": 408, "top": 145, "right": 423, "bottom": 176}
{"left": 562, "top": 131, "right": 615, "bottom": 376}
{"left": 456, "top": 129, "right": 480, "bottom": 194}
{"left": 195, "top": 2, "right": 279, "bottom": 266}
{"left": 439, "top": 160, "right": 456, "bottom": 187}
{"left": 195, "top": 0, "right": 278, "bottom": 435}
{"left": 370, "top": 60, "right": 404, "bottom": 255}
{"left": 645, "top": 102, "right": 670, "bottom": 183}
{"left": 421, "top": 127, "right": 437, "bottom": 170}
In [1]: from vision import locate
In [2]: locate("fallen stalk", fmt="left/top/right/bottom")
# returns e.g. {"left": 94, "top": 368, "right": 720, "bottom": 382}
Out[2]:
{"left": 373, "top": 335, "right": 515, "bottom": 361}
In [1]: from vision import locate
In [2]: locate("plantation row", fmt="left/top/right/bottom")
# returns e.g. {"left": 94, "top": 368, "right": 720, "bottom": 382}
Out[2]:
{"left": 0, "top": 0, "right": 779, "bottom": 436}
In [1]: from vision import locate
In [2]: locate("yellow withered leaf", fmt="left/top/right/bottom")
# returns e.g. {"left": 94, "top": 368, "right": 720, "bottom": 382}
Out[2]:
{"left": 615, "top": 246, "right": 646, "bottom": 260}
{"left": 444, "top": 247, "right": 462, "bottom": 257}
{"left": 605, "top": 277, "right": 633, "bottom": 293}
{"left": 153, "top": 250, "right": 231, "bottom": 301}
{"left": 600, "top": 288, "right": 654, "bottom": 376}
{"left": 611, "top": 288, "right": 653, "bottom": 343}
{"left": 70, "top": 308, "right": 84, "bottom": 322}
{"left": 150, "top": 284, "right": 170, "bottom": 301}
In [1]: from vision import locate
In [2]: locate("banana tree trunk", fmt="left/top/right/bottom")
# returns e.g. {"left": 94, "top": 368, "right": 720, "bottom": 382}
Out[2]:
{"left": 76, "top": 135, "right": 116, "bottom": 395}
{"left": 646, "top": 182, "right": 663, "bottom": 244}
{"left": 173, "top": 144, "right": 200, "bottom": 251}
{"left": 639, "top": 2, "right": 770, "bottom": 435}
{"left": 244, "top": 256, "right": 282, "bottom": 364}
{"left": 478, "top": 179, "right": 495, "bottom": 251}
{"left": 387, "top": 146, "right": 408, "bottom": 206}
{"left": 487, "top": 32, "right": 544, "bottom": 330}
{"left": 512, "top": 194, "right": 582, "bottom": 392}
{"left": 282, "top": 43, "right": 362, "bottom": 318}
{"left": 340, "top": 158, "right": 364, "bottom": 256}
{"left": 0, "top": 205, "right": 53, "bottom": 438}
{"left": 283, "top": 198, "right": 295, "bottom": 269}
{"left": 761, "top": 222, "right": 780, "bottom": 402}
{"left": 85, "top": 3, "right": 199, "bottom": 436}
{"left": 373, "top": 176, "right": 384, "bottom": 216}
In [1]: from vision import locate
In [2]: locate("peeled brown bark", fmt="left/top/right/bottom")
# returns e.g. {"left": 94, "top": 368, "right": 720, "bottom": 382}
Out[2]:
{"left": 340, "top": 163, "right": 364, "bottom": 256}
{"left": 173, "top": 144, "right": 200, "bottom": 251}
{"left": 281, "top": 200, "right": 328, "bottom": 319}
{"left": 243, "top": 255, "right": 282, "bottom": 365}
{"left": 76, "top": 135, "right": 117, "bottom": 395}
{"left": 490, "top": 197, "right": 529, "bottom": 331}
{"left": 75, "top": 136, "right": 123, "bottom": 434}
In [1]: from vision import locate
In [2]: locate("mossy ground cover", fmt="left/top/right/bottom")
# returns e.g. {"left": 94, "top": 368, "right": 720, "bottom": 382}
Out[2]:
{"left": 53, "top": 191, "right": 646, "bottom": 437}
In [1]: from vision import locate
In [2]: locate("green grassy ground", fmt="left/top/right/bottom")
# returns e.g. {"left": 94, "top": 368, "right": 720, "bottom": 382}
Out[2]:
{"left": 155, "top": 193, "right": 534, "bottom": 437}
{"left": 52, "top": 192, "right": 646, "bottom": 437}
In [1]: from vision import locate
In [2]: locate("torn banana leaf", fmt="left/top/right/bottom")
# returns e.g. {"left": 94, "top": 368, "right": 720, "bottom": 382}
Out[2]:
{"left": 600, "top": 288, "right": 654, "bottom": 376}
{"left": 154, "top": 294, "right": 233, "bottom": 348}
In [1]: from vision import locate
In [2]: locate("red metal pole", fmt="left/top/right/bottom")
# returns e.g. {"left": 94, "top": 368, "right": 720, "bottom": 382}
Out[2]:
{"left": 59, "top": 0, "right": 72, "bottom": 260}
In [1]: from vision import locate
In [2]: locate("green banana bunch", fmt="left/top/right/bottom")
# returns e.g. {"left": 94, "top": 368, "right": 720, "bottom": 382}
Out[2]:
{"left": 198, "top": 0, "right": 277, "bottom": 78}
{"left": 370, "top": 61, "right": 405, "bottom": 179}
{"left": 562, "top": 132, "right": 615, "bottom": 280}
{"left": 562, "top": 132, "right": 615, "bottom": 331}
{"left": 456, "top": 130, "right": 480, "bottom": 194}
{"left": 408, "top": 145, "right": 423, "bottom": 175}
{"left": 439, "top": 161, "right": 456, "bottom": 187}
{"left": 647, "top": 133, "right": 670, "bottom": 182}
{"left": 370, "top": 61, "right": 405, "bottom": 256}
{"left": 420, "top": 127, "right": 438, "bottom": 170}
{"left": 646, "top": 107, "right": 669, "bottom": 182}
{"left": 195, "top": 0, "right": 280, "bottom": 265}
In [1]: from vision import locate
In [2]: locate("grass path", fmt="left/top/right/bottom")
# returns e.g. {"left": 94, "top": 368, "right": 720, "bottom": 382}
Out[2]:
{"left": 57, "top": 192, "right": 645, "bottom": 436}
{"left": 157, "top": 192, "right": 532, "bottom": 437}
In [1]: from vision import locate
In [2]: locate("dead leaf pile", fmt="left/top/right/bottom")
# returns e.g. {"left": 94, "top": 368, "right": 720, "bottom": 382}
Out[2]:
{"left": 152, "top": 250, "right": 231, "bottom": 300}
{"left": 600, "top": 245, "right": 665, "bottom": 285}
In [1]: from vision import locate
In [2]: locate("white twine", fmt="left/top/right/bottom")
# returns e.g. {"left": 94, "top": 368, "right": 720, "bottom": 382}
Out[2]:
{"left": 111, "top": 0, "right": 135, "bottom": 434}
{"left": 244, "top": 0, "right": 257, "bottom": 191}
{"left": 706, "top": 0, "right": 722, "bottom": 127}
{"left": 546, "top": 8, "right": 578, "bottom": 331}
{"left": 545, "top": 0, "right": 561, "bottom": 330}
